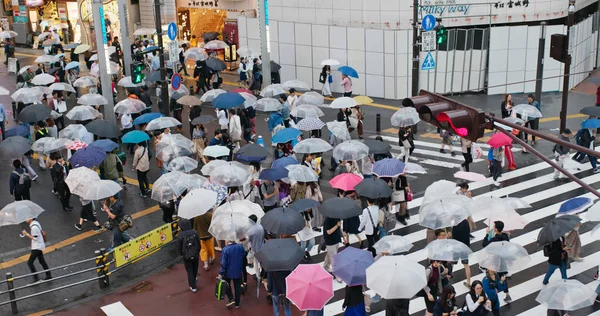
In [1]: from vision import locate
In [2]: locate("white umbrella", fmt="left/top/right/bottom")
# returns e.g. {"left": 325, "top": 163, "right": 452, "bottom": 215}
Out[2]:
{"left": 82, "top": 180, "right": 122, "bottom": 200}
{"left": 472, "top": 196, "right": 531, "bottom": 211}
{"left": 512, "top": 104, "right": 543, "bottom": 118}
{"left": 255, "top": 98, "right": 282, "bottom": 112}
{"left": 0, "top": 201, "right": 45, "bottom": 226}
{"left": 200, "top": 159, "right": 228, "bottom": 175}
{"left": 485, "top": 208, "right": 529, "bottom": 231}
{"left": 114, "top": 98, "right": 147, "bottom": 114}
{"left": 167, "top": 156, "right": 198, "bottom": 173}
{"left": 203, "top": 145, "right": 230, "bottom": 158}
{"left": 214, "top": 200, "right": 265, "bottom": 220}
{"left": 58, "top": 124, "right": 93, "bottom": 143}
{"left": 18, "top": 65, "right": 34, "bottom": 75}
{"left": 177, "top": 188, "right": 218, "bottom": 219}
{"left": 200, "top": 89, "right": 226, "bottom": 102}
{"left": 133, "top": 28, "right": 156, "bottom": 36}
{"left": 475, "top": 241, "right": 531, "bottom": 272}
{"left": 0, "top": 86, "right": 9, "bottom": 96}
{"left": 293, "top": 138, "right": 333, "bottom": 154}
{"left": 236, "top": 46, "right": 255, "bottom": 57}
{"left": 418, "top": 196, "right": 472, "bottom": 229}
{"left": 118, "top": 76, "right": 146, "bottom": 88}
{"left": 209, "top": 161, "right": 252, "bottom": 187}
{"left": 421, "top": 180, "right": 457, "bottom": 206}
{"left": 0, "top": 31, "right": 18, "bottom": 39}
{"left": 151, "top": 171, "right": 188, "bottom": 203}
{"left": 425, "top": 239, "right": 473, "bottom": 261}
{"left": 73, "top": 76, "right": 98, "bottom": 88}
{"left": 168, "top": 84, "right": 190, "bottom": 99}
{"left": 296, "top": 117, "right": 326, "bottom": 131}
{"left": 536, "top": 279, "right": 597, "bottom": 311}
{"left": 296, "top": 91, "right": 324, "bottom": 106}
{"left": 177, "top": 95, "right": 202, "bottom": 106}
{"left": 404, "top": 162, "right": 427, "bottom": 174}
{"left": 240, "top": 92, "right": 257, "bottom": 108}
{"left": 333, "top": 140, "right": 369, "bottom": 162}
{"left": 35, "top": 55, "right": 59, "bottom": 64}
{"left": 373, "top": 235, "right": 413, "bottom": 254}
{"left": 391, "top": 107, "right": 421, "bottom": 127}
{"left": 260, "top": 84, "right": 286, "bottom": 98}
{"left": 31, "top": 74, "right": 56, "bottom": 86}
{"left": 66, "top": 106, "right": 101, "bottom": 121}
{"left": 12, "top": 87, "right": 44, "bottom": 101}
{"left": 50, "top": 110, "right": 62, "bottom": 120}
{"left": 175, "top": 173, "right": 209, "bottom": 191}
{"left": 78, "top": 93, "right": 108, "bottom": 106}
{"left": 48, "top": 82, "right": 75, "bottom": 93}
{"left": 282, "top": 80, "right": 311, "bottom": 91}
{"left": 326, "top": 121, "right": 351, "bottom": 141}
{"left": 74, "top": 44, "right": 91, "bottom": 54}
{"left": 286, "top": 165, "right": 319, "bottom": 182}
{"left": 91, "top": 61, "right": 120, "bottom": 76}
{"left": 208, "top": 212, "right": 255, "bottom": 241}
{"left": 320, "top": 59, "right": 340, "bottom": 66}
{"left": 65, "top": 167, "right": 101, "bottom": 196}
{"left": 145, "top": 117, "right": 181, "bottom": 131}
{"left": 185, "top": 48, "right": 208, "bottom": 61}
{"left": 291, "top": 105, "right": 325, "bottom": 118}
{"left": 155, "top": 134, "right": 193, "bottom": 164}
{"left": 454, "top": 171, "right": 488, "bottom": 182}
{"left": 366, "top": 256, "right": 426, "bottom": 299}
{"left": 89, "top": 54, "right": 98, "bottom": 61}
{"left": 330, "top": 97, "right": 358, "bottom": 109}
{"left": 204, "top": 40, "right": 228, "bottom": 50}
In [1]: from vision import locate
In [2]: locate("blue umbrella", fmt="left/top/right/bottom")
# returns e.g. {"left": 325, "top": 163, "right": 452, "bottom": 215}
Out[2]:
{"left": 259, "top": 167, "right": 289, "bottom": 181}
{"left": 581, "top": 119, "right": 600, "bottom": 129}
{"left": 122, "top": 130, "right": 150, "bottom": 144}
{"left": 144, "top": 46, "right": 159, "bottom": 52}
{"left": 333, "top": 247, "right": 374, "bottom": 286}
{"left": 272, "top": 127, "right": 301, "bottom": 144}
{"left": 268, "top": 112, "right": 284, "bottom": 132}
{"left": 133, "top": 112, "right": 164, "bottom": 125}
{"left": 272, "top": 156, "right": 299, "bottom": 169}
{"left": 5, "top": 125, "right": 30, "bottom": 138}
{"left": 65, "top": 61, "right": 80, "bottom": 70}
{"left": 338, "top": 66, "right": 359, "bottom": 78}
{"left": 372, "top": 158, "right": 406, "bottom": 178}
{"left": 236, "top": 143, "right": 270, "bottom": 162}
{"left": 557, "top": 197, "right": 592, "bottom": 216}
{"left": 212, "top": 92, "right": 245, "bottom": 109}
{"left": 69, "top": 147, "right": 107, "bottom": 168}
{"left": 89, "top": 139, "right": 119, "bottom": 152}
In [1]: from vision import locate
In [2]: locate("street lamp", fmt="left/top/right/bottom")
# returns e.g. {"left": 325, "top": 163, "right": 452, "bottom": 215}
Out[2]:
{"left": 560, "top": 0, "right": 575, "bottom": 133}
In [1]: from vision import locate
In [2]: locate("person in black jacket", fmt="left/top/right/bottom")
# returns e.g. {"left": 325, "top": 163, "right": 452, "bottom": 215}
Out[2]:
{"left": 573, "top": 128, "right": 598, "bottom": 172}
{"left": 482, "top": 221, "right": 509, "bottom": 248}
{"left": 177, "top": 44, "right": 189, "bottom": 76}
{"left": 52, "top": 156, "right": 72, "bottom": 211}
{"left": 10, "top": 160, "right": 31, "bottom": 201}
{"left": 342, "top": 285, "right": 365, "bottom": 314}
{"left": 176, "top": 218, "right": 201, "bottom": 292}
{"left": 542, "top": 236, "right": 568, "bottom": 285}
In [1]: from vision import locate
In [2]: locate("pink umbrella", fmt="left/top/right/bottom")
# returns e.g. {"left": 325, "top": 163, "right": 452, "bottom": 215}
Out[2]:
{"left": 454, "top": 171, "right": 488, "bottom": 182}
{"left": 487, "top": 132, "right": 512, "bottom": 148}
{"left": 67, "top": 140, "right": 88, "bottom": 151}
{"left": 329, "top": 173, "right": 362, "bottom": 192}
{"left": 286, "top": 264, "right": 333, "bottom": 311}
{"left": 486, "top": 208, "right": 528, "bottom": 231}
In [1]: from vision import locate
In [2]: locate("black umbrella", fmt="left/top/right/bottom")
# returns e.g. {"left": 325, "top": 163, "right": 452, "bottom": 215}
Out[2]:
{"left": 319, "top": 197, "right": 362, "bottom": 219}
{"left": 17, "top": 104, "right": 52, "bottom": 123}
{"left": 0, "top": 136, "right": 32, "bottom": 156}
{"left": 260, "top": 207, "right": 305, "bottom": 235}
{"left": 236, "top": 143, "right": 270, "bottom": 162}
{"left": 537, "top": 215, "right": 581, "bottom": 246}
{"left": 202, "top": 32, "right": 220, "bottom": 40}
{"left": 290, "top": 199, "right": 320, "bottom": 212}
{"left": 85, "top": 120, "right": 121, "bottom": 138}
{"left": 258, "top": 61, "right": 282, "bottom": 72}
{"left": 255, "top": 238, "right": 304, "bottom": 272}
{"left": 191, "top": 115, "right": 216, "bottom": 125}
{"left": 206, "top": 58, "right": 227, "bottom": 72}
{"left": 588, "top": 77, "right": 600, "bottom": 85}
{"left": 354, "top": 177, "right": 393, "bottom": 199}
{"left": 580, "top": 106, "right": 600, "bottom": 117}
{"left": 363, "top": 139, "right": 392, "bottom": 155}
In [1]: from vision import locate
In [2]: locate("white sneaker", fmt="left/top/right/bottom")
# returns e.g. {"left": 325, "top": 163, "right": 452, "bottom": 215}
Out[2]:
{"left": 493, "top": 181, "right": 501, "bottom": 187}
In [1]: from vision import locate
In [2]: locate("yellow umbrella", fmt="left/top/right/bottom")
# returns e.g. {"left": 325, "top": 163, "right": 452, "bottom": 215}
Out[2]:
{"left": 73, "top": 44, "right": 91, "bottom": 54}
{"left": 353, "top": 95, "right": 373, "bottom": 105}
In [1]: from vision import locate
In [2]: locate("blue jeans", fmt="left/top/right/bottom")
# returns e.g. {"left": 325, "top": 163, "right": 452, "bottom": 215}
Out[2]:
{"left": 272, "top": 294, "right": 292, "bottom": 316}
{"left": 300, "top": 238, "right": 315, "bottom": 252}
{"left": 113, "top": 228, "right": 132, "bottom": 247}
{"left": 543, "top": 261, "right": 567, "bottom": 284}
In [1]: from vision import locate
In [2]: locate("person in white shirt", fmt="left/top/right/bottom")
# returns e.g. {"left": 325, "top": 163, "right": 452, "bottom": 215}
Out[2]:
{"left": 287, "top": 88, "right": 298, "bottom": 123}
{"left": 228, "top": 108, "right": 242, "bottom": 149}
{"left": 22, "top": 218, "right": 52, "bottom": 282}
{"left": 358, "top": 198, "right": 381, "bottom": 257}
{"left": 216, "top": 108, "right": 229, "bottom": 132}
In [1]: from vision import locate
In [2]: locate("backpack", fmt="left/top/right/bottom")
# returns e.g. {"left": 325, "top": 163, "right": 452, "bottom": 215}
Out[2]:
{"left": 543, "top": 244, "right": 551, "bottom": 257}
{"left": 182, "top": 233, "right": 200, "bottom": 260}
{"left": 381, "top": 208, "right": 397, "bottom": 232}
{"left": 6, "top": 44, "right": 15, "bottom": 54}
{"left": 575, "top": 129, "right": 585, "bottom": 145}
{"left": 13, "top": 170, "right": 31, "bottom": 190}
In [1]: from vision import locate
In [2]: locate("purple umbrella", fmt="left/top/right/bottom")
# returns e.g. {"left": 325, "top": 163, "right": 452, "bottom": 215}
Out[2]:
{"left": 69, "top": 146, "right": 107, "bottom": 168}
{"left": 5, "top": 125, "right": 30, "bottom": 138}
{"left": 333, "top": 247, "right": 374, "bottom": 286}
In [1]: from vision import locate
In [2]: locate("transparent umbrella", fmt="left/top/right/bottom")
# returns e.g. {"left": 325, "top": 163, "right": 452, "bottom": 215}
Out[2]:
{"left": 260, "top": 84, "right": 286, "bottom": 98}
{"left": 65, "top": 167, "right": 101, "bottom": 196}
{"left": 73, "top": 76, "right": 98, "bottom": 88}
{"left": 373, "top": 235, "right": 413, "bottom": 254}
{"left": 255, "top": 98, "right": 283, "bottom": 112}
{"left": 475, "top": 241, "right": 531, "bottom": 272}
{"left": 35, "top": 138, "right": 73, "bottom": 154}
{"left": 330, "top": 97, "right": 358, "bottom": 109}
{"left": 167, "top": 156, "right": 198, "bottom": 173}
{"left": 296, "top": 92, "right": 324, "bottom": 106}
{"left": 114, "top": 98, "right": 147, "bottom": 114}
{"left": 326, "top": 121, "right": 351, "bottom": 141}
{"left": 209, "top": 213, "right": 255, "bottom": 241}
{"left": 178, "top": 188, "right": 218, "bottom": 219}
{"left": 391, "top": 107, "right": 421, "bottom": 127}
{"left": 176, "top": 95, "right": 202, "bottom": 106}
{"left": 203, "top": 145, "right": 231, "bottom": 158}
{"left": 214, "top": 200, "right": 265, "bottom": 220}
{"left": 66, "top": 106, "right": 101, "bottom": 121}
{"left": 293, "top": 138, "right": 333, "bottom": 154}
{"left": 58, "top": 124, "right": 93, "bottom": 143}
{"left": 425, "top": 239, "right": 473, "bottom": 261}
{"left": 0, "top": 201, "right": 45, "bottom": 226}
{"left": 512, "top": 104, "right": 543, "bottom": 118}
{"left": 536, "top": 279, "right": 597, "bottom": 311}
{"left": 296, "top": 117, "right": 326, "bottom": 131}
{"left": 200, "top": 89, "right": 226, "bottom": 102}
{"left": 200, "top": 159, "right": 229, "bottom": 175}
{"left": 366, "top": 256, "right": 426, "bottom": 299}
{"left": 291, "top": 105, "right": 325, "bottom": 118}
{"left": 81, "top": 180, "right": 122, "bottom": 200}
{"left": 155, "top": 134, "right": 193, "bottom": 164}
{"left": 333, "top": 140, "right": 369, "bottom": 162}
{"left": 175, "top": 173, "right": 209, "bottom": 191}
{"left": 282, "top": 80, "right": 311, "bottom": 91}
{"left": 48, "top": 82, "right": 75, "bottom": 93}
{"left": 145, "top": 117, "right": 181, "bottom": 131}
{"left": 151, "top": 171, "right": 187, "bottom": 203}
{"left": 421, "top": 180, "right": 458, "bottom": 206}
{"left": 209, "top": 161, "right": 252, "bottom": 187}
{"left": 418, "top": 196, "right": 472, "bottom": 229}
{"left": 118, "top": 76, "right": 146, "bottom": 88}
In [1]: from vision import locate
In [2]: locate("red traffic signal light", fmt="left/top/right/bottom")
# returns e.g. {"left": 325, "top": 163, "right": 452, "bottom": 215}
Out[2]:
{"left": 402, "top": 90, "right": 486, "bottom": 142}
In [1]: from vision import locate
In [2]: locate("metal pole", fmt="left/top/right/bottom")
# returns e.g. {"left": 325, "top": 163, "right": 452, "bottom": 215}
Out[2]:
{"left": 118, "top": 0, "right": 133, "bottom": 76}
{"left": 154, "top": 0, "right": 170, "bottom": 110}
{"left": 411, "top": 0, "right": 420, "bottom": 96}
{"left": 560, "top": 2, "right": 575, "bottom": 133}
{"left": 376, "top": 114, "right": 381, "bottom": 134}
{"left": 95, "top": 250, "right": 105, "bottom": 289}
{"left": 257, "top": 0, "right": 271, "bottom": 87}
{"left": 100, "top": 248, "right": 110, "bottom": 287}
{"left": 92, "top": 0, "right": 116, "bottom": 124}
{"left": 534, "top": 22, "right": 546, "bottom": 102}
{"left": 6, "top": 272, "right": 17, "bottom": 314}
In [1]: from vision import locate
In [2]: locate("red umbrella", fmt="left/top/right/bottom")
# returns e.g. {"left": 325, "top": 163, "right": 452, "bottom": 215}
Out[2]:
{"left": 231, "top": 88, "right": 252, "bottom": 94}
{"left": 487, "top": 132, "right": 512, "bottom": 148}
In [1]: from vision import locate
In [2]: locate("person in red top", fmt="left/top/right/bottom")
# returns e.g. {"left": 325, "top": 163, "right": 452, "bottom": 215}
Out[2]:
{"left": 596, "top": 86, "right": 600, "bottom": 106}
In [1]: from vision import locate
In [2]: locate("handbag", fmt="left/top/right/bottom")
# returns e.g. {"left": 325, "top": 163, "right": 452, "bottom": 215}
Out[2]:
{"left": 118, "top": 214, "right": 134, "bottom": 232}
{"left": 391, "top": 190, "right": 405, "bottom": 203}
{"left": 406, "top": 188, "right": 414, "bottom": 202}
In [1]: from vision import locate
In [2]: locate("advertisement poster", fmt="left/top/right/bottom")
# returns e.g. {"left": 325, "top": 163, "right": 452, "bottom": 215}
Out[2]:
{"left": 114, "top": 223, "right": 173, "bottom": 267}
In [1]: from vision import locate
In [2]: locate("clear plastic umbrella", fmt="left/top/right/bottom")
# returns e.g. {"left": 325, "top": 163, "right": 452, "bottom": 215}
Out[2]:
{"left": 66, "top": 106, "right": 101, "bottom": 121}
{"left": 214, "top": 200, "right": 265, "bottom": 220}
{"left": 293, "top": 138, "right": 333, "bottom": 154}
{"left": 34, "top": 55, "right": 58, "bottom": 64}
{"left": 81, "top": 179, "right": 122, "bottom": 200}
{"left": 11, "top": 87, "right": 44, "bottom": 103}
{"left": 204, "top": 40, "right": 228, "bottom": 50}
{"left": 65, "top": 167, "right": 101, "bottom": 196}
{"left": 175, "top": 173, "right": 209, "bottom": 191}
{"left": 145, "top": 117, "right": 181, "bottom": 131}
{"left": 333, "top": 140, "right": 370, "bottom": 162}
{"left": 536, "top": 279, "right": 597, "bottom": 311}
{"left": 184, "top": 48, "right": 208, "bottom": 61}
{"left": 330, "top": 97, "right": 358, "bottom": 109}
{"left": 178, "top": 188, "right": 218, "bottom": 219}
{"left": 475, "top": 241, "right": 531, "bottom": 272}
{"left": 155, "top": 134, "right": 193, "bottom": 164}
{"left": 421, "top": 180, "right": 458, "bottom": 207}
{"left": 366, "top": 256, "right": 426, "bottom": 299}
{"left": 59, "top": 124, "right": 93, "bottom": 143}
{"left": 291, "top": 105, "right": 325, "bottom": 118}
{"left": 373, "top": 235, "right": 413, "bottom": 254}
{"left": 425, "top": 239, "right": 473, "bottom": 261}
{"left": 236, "top": 46, "right": 255, "bottom": 57}
{"left": 200, "top": 159, "right": 229, "bottom": 176}
{"left": 512, "top": 104, "right": 543, "bottom": 118}
{"left": 151, "top": 171, "right": 187, "bottom": 202}
{"left": 240, "top": 92, "right": 257, "bottom": 108}
{"left": 31, "top": 73, "right": 56, "bottom": 86}
{"left": 391, "top": 107, "right": 421, "bottom": 127}
{"left": 282, "top": 80, "right": 311, "bottom": 91}
{"left": 0, "top": 201, "right": 45, "bottom": 226}
{"left": 168, "top": 85, "right": 190, "bottom": 99}
{"left": 199, "top": 89, "right": 226, "bottom": 102}
{"left": 167, "top": 156, "right": 198, "bottom": 173}
{"left": 260, "top": 84, "right": 286, "bottom": 98}
{"left": 320, "top": 59, "right": 340, "bottom": 66}
{"left": 133, "top": 28, "right": 156, "bottom": 36}
{"left": 209, "top": 161, "right": 252, "bottom": 187}
{"left": 73, "top": 76, "right": 98, "bottom": 88}
{"left": 117, "top": 76, "right": 146, "bottom": 88}
{"left": 485, "top": 209, "right": 528, "bottom": 231}
{"left": 255, "top": 98, "right": 282, "bottom": 112}
{"left": 176, "top": 95, "right": 202, "bottom": 106}
{"left": 48, "top": 82, "right": 75, "bottom": 93}
{"left": 404, "top": 162, "right": 427, "bottom": 174}
{"left": 34, "top": 138, "right": 73, "bottom": 154}
{"left": 296, "top": 92, "right": 324, "bottom": 106}
{"left": 114, "top": 98, "right": 147, "bottom": 114}
{"left": 326, "top": 121, "right": 351, "bottom": 141}
{"left": 418, "top": 196, "right": 472, "bottom": 229}
{"left": 286, "top": 165, "right": 319, "bottom": 182}
{"left": 0, "top": 31, "right": 18, "bottom": 39}
{"left": 209, "top": 212, "right": 255, "bottom": 241}
{"left": 472, "top": 196, "right": 531, "bottom": 212}
{"left": 203, "top": 145, "right": 230, "bottom": 158}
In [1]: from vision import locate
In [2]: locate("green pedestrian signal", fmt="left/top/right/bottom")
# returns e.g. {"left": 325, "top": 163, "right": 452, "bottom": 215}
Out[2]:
{"left": 436, "top": 25, "right": 447, "bottom": 45}
{"left": 131, "top": 62, "right": 146, "bottom": 84}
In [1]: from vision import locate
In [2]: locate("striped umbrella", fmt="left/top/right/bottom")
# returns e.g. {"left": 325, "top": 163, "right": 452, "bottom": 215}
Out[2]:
{"left": 296, "top": 117, "right": 325, "bottom": 131}
{"left": 372, "top": 158, "right": 406, "bottom": 178}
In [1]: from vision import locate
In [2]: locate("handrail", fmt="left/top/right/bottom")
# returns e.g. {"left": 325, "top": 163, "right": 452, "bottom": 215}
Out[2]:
{"left": 0, "top": 256, "right": 99, "bottom": 285}
{"left": 0, "top": 276, "right": 102, "bottom": 307}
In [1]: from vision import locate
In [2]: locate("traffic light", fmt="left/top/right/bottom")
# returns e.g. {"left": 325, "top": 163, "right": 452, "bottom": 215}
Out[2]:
{"left": 550, "top": 34, "right": 567, "bottom": 63}
{"left": 131, "top": 62, "right": 145, "bottom": 84}
{"left": 402, "top": 90, "right": 486, "bottom": 142}
{"left": 435, "top": 21, "right": 447, "bottom": 45}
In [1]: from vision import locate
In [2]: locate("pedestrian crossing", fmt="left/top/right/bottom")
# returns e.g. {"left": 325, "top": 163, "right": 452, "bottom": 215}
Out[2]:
{"left": 246, "top": 144, "right": 600, "bottom": 315}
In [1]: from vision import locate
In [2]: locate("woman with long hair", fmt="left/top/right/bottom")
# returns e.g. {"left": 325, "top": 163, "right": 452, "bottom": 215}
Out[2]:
{"left": 306, "top": 181, "right": 324, "bottom": 229}
{"left": 320, "top": 65, "right": 333, "bottom": 97}
{"left": 434, "top": 285, "right": 457, "bottom": 316}
{"left": 501, "top": 94, "right": 513, "bottom": 118}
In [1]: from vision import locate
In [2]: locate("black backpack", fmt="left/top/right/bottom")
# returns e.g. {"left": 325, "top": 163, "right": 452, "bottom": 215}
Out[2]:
{"left": 13, "top": 170, "right": 31, "bottom": 190}
{"left": 182, "top": 234, "right": 200, "bottom": 260}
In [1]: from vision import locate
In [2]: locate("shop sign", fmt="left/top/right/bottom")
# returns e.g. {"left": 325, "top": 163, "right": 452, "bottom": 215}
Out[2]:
{"left": 186, "top": 0, "right": 219, "bottom": 8}
{"left": 419, "top": 0, "right": 529, "bottom": 17}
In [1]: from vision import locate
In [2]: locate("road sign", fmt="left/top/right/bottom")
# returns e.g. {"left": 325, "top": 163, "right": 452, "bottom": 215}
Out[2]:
{"left": 422, "top": 52, "right": 436, "bottom": 70}
{"left": 171, "top": 73, "right": 181, "bottom": 90}
{"left": 422, "top": 31, "right": 437, "bottom": 51}
{"left": 114, "top": 223, "right": 173, "bottom": 267}
{"left": 167, "top": 22, "right": 177, "bottom": 41}
{"left": 421, "top": 14, "right": 436, "bottom": 32}
{"left": 168, "top": 40, "right": 179, "bottom": 64}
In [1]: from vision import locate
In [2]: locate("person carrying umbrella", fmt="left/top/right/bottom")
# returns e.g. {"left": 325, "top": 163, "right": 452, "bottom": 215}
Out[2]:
{"left": 219, "top": 240, "right": 246, "bottom": 308}
{"left": 52, "top": 156, "right": 73, "bottom": 211}
{"left": 482, "top": 221, "right": 512, "bottom": 303}
{"left": 132, "top": 142, "right": 150, "bottom": 197}
{"left": 74, "top": 198, "right": 102, "bottom": 232}
{"left": 102, "top": 194, "right": 131, "bottom": 248}
{"left": 357, "top": 198, "right": 381, "bottom": 257}
{"left": 490, "top": 146, "right": 504, "bottom": 187}
{"left": 552, "top": 129, "right": 572, "bottom": 182}
{"left": 573, "top": 127, "right": 598, "bottom": 173}
{"left": 420, "top": 260, "right": 448, "bottom": 316}
{"left": 10, "top": 159, "right": 32, "bottom": 201}
{"left": 22, "top": 217, "right": 52, "bottom": 282}
{"left": 323, "top": 216, "right": 343, "bottom": 282}
{"left": 342, "top": 285, "right": 366, "bottom": 315}
{"left": 542, "top": 236, "right": 569, "bottom": 285}
{"left": 524, "top": 94, "right": 541, "bottom": 146}
{"left": 482, "top": 269, "right": 507, "bottom": 316}
{"left": 267, "top": 270, "right": 293, "bottom": 316}
{"left": 320, "top": 65, "right": 333, "bottom": 97}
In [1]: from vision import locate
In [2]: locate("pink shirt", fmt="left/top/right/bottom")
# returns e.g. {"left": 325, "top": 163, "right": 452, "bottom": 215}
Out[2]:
{"left": 341, "top": 77, "right": 352, "bottom": 92}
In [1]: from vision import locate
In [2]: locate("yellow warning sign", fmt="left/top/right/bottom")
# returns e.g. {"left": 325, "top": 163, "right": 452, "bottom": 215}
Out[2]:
{"left": 114, "top": 223, "right": 173, "bottom": 267}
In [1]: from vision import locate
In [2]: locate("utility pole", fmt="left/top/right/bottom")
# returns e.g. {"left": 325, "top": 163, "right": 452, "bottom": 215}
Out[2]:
{"left": 118, "top": 0, "right": 133, "bottom": 76}
{"left": 154, "top": 0, "right": 170, "bottom": 109}
{"left": 560, "top": 0, "right": 576, "bottom": 133}
{"left": 534, "top": 22, "right": 546, "bottom": 102}
{"left": 257, "top": 0, "right": 271, "bottom": 87}
{"left": 411, "top": 0, "right": 420, "bottom": 97}
{"left": 92, "top": 0, "right": 115, "bottom": 123}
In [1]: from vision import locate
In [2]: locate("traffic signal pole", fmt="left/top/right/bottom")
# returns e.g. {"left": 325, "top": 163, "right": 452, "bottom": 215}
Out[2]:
{"left": 411, "top": 0, "right": 420, "bottom": 97}
{"left": 560, "top": 1, "right": 576, "bottom": 133}
{"left": 92, "top": 0, "right": 115, "bottom": 123}
{"left": 534, "top": 22, "right": 546, "bottom": 102}
{"left": 154, "top": 0, "right": 170, "bottom": 111}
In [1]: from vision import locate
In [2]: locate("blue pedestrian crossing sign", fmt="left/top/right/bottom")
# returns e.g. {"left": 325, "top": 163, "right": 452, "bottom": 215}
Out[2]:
{"left": 422, "top": 52, "right": 436, "bottom": 70}
{"left": 421, "top": 14, "right": 436, "bottom": 32}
